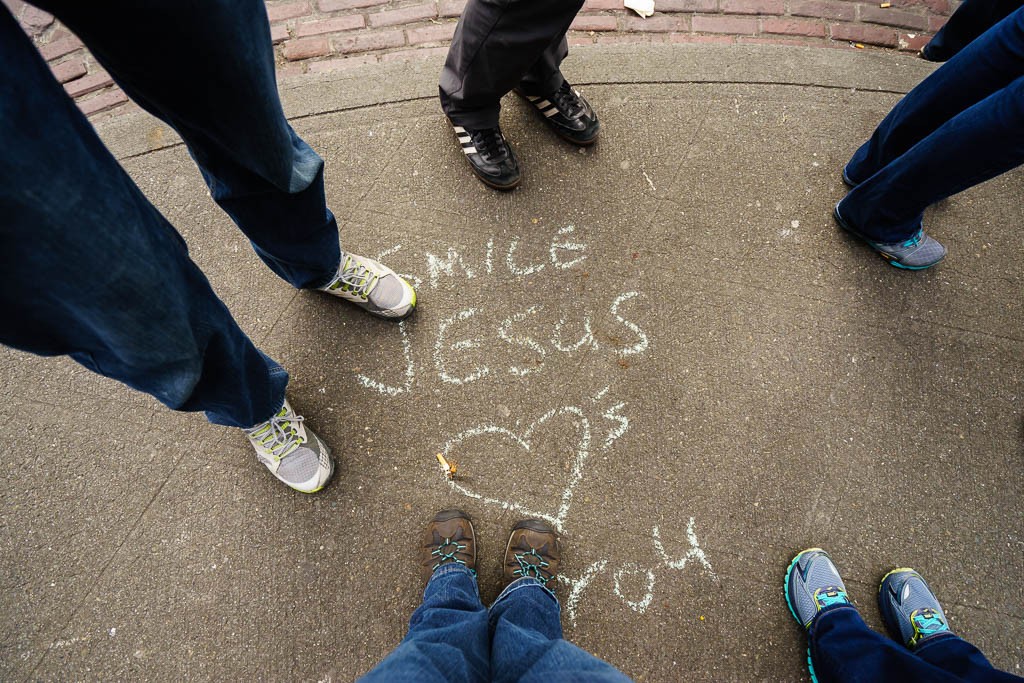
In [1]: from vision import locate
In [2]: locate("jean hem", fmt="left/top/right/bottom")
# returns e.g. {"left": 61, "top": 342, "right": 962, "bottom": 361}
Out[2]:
{"left": 490, "top": 577, "right": 558, "bottom": 610}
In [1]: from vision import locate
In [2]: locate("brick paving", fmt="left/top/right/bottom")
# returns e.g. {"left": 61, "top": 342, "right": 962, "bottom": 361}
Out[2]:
{"left": 8, "top": 0, "right": 956, "bottom": 120}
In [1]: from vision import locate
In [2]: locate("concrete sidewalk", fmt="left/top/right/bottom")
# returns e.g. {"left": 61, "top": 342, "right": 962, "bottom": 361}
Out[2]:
{"left": 1, "top": 44, "right": 1021, "bottom": 681}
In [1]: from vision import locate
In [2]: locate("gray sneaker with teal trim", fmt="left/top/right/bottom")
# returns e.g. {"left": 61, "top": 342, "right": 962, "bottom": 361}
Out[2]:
{"left": 320, "top": 251, "right": 416, "bottom": 319}
{"left": 879, "top": 568, "right": 952, "bottom": 649}
{"left": 245, "top": 399, "right": 334, "bottom": 493}
{"left": 833, "top": 202, "right": 946, "bottom": 270}
{"left": 786, "top": 548, "right": 852, "bottom": 630}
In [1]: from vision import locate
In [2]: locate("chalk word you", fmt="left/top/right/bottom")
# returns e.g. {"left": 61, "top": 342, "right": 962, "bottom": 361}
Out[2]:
{"left": 438, "top": 390, "right": 715, "bottom": 624}
{"left": 355, "top": 232, "right": 649, "bottom": 395}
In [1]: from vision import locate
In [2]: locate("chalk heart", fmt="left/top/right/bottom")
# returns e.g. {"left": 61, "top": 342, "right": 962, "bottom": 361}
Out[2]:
{"left": 442, "top": 407, "right": 591, "bottom": 532}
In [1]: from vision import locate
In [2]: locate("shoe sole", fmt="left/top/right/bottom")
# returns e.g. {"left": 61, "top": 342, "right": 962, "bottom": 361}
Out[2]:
{"left": 476, "top": 172, "right": 521, "bottom": 191}
{"left": 784, "top": 549, "right": 822, "bottom": 683}
{"left": 832, "top": 204, "right": 942, "bottom": 271}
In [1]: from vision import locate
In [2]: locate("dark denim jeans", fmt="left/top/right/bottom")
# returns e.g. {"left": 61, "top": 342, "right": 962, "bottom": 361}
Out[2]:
{"left": 360, "top": 565, "right": 633, "bottom": 682}
{"left": 0, "top": 1, "right": 342, "bottom": 428}
{"left": 809, "top": 606, "right": 1023, "bottom": 683}
{"left": 923, "top": 0, "right": 1024, "bottom": 61}
{"left": 840, "top": 7, "right": 1024, "bottom": 242}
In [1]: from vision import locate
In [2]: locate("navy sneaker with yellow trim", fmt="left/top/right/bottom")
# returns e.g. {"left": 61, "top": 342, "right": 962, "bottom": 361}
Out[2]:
{"left": 879, "top": 568, "right": 953, "bottom": 649}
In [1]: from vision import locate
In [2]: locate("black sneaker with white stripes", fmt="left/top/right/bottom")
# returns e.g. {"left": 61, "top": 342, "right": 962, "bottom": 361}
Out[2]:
{"left": 516, "top": 81, "right": 600, "bottom": 146}
{"left": 450, "top": 121, "right": 521, "bottom": 191}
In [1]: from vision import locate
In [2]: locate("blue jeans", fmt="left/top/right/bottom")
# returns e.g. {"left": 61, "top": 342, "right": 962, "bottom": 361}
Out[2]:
{"left": 0, "top": 1, "right": 341, "bottom": 428}
{"left": 360, "top": 565, "right": 633, "bottom": 682}
{"left": 840, "top": 7, "right": 1024, "bottom": 242}
{"left": 923, "top": 0, "right": 1024, "bottom": 62}
{"left": 809, "top": 605, "right": 1023, "bottom": 683}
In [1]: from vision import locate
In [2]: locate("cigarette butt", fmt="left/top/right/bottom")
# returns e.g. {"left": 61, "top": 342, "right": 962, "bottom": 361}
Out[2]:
{"left": 436, "top": 453, "right": 450, "bottom": 471}
{"left": 854, "top": 43, "right": 865, "bottom": 49}
{"left": 879, "top": 2, "right": 891, "bottom": 7}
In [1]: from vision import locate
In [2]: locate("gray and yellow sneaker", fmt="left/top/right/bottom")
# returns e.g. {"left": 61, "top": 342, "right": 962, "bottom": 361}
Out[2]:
{"left": 786, "top": 548, "right": 852, "bottom": 630}
{"left": 320, "top": 251, "right": 416, "bottom": 319}
{"left": 834, "top": 202, "right": 946, "bottom": 270}
{"left": 879, "top": 568, "right": 953, "bottom": 649}
{"left": 245, "top": 400, "right": 334, "bottom": 493}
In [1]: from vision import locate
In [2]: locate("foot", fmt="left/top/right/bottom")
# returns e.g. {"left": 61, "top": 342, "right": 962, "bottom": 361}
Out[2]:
{"left": 420, "top": 510, "right": 477, "bottom": 582}
{"left": 245, "top": 399, "right": 334, "bottom": 493}
{"left": 451, "top": 122, "right": 521, "bottom": 190}
{"left": 320, "top": 251, "right": 416, "bottom": 319}
{"left": 516, "top": 81, "right": 600, "bottom": 146}
{"left": 833, "top": 202, "right": 946, "bottom": 270}
{"left": 503, "top": 519, "right": 561, "bottom": 589}
{"left": 879, "top": 568, "right": 953, "bottom": 649}
{"left": 785, "top": 548, "right": 852, "bottom": 630}
{"left": 841, "top": 165, "right": 859, "bottom": 188}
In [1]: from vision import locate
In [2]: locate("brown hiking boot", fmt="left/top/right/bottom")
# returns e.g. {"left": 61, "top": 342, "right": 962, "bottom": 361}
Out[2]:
{"left": 502, "top": 519, "right": 562, "bottom": 589}
{"left": 419, "top": 509, "right": 477, "bottom": 582}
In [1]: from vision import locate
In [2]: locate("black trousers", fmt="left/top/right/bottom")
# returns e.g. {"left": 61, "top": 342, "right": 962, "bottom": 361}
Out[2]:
{"left": 439, "top": 0, "right": 586, "bottom": 129}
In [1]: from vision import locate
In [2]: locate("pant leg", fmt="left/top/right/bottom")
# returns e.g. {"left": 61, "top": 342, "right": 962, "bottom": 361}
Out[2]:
{"left": 0, "top": 7, "right": 286, "bottom": 428}
{"left": 807, "top": 605, "right": 1018, "bottom": 683}
{"left": 518, "top": 36, "right": 571, "bottom": 97}
{"left": 488, "top": 578, "right": 632, "bottom": 683}
{"left": 35, "top": 0, "right": 341, "bottom": 289}
{"left": 839, "top": 73, "right": 1024, "bottom": 241}
{"left": 915, "top": 635, "right": 1024, "bottom": 683}
{"left": 923, "top": 0, "right": 1024, "bottom": 61}
{"left": 845, "top": 7, "right": 1024, "bottom": 187}
{"left": 359, "top": 565, "right": 490, "bottom": 683}
{"left": 439, "top": 0, "right": 586, "bottom": 129}
{"left": 839, "top": 8, "right": 1024, "bottom": 241}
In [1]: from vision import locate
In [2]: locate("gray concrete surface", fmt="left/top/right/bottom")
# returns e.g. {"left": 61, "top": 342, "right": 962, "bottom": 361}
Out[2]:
{"left": 1, "top": 45, "right": 1022, "bottom": 681}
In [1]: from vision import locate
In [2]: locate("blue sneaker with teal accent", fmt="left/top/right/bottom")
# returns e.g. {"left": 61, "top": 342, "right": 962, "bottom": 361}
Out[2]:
{"left": 879, "top": 568, "right": 952, "bottom": 649}
{"left": 833, "top": 202, "right": 946, "bottom": 270}
{"left": 786, "top": 548, "right": 852, "bottom": 630}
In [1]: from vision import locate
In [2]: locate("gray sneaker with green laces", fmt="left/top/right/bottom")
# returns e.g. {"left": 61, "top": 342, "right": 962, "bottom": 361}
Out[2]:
{"left": 245, "top": 400, "right": 334, "bottom": 493}
{"left": 319, "top": 251, "right": 416, "bottom": 319}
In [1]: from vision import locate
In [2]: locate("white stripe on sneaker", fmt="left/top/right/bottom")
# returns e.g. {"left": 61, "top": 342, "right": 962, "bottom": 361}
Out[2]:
{"left": 535, "top": 99, "right": 551, "bottom": 109}
{"left": 462, "top": 146, "right": 477, "bottom": 155}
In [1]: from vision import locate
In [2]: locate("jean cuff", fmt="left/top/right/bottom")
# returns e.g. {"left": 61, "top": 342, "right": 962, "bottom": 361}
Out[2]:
{"left": 427, "top": 562, "right": 477, "bottom": 587}
{"left": 808, "top": 603, "right": 859, "bottom": 633}
{"left": 913, "top": 631, "right": 959, "bottom": 653}
{"left": 491, "top": 576, "right": 558, "bottom": 610}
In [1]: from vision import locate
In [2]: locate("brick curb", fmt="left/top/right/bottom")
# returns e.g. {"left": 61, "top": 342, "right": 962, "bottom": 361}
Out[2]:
{"left": 9, "top": 0, "right": 954, "bottom": 119}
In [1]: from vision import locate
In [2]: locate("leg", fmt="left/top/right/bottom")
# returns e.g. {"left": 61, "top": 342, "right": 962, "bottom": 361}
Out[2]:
{"left": 362, "top": 511, "right": 488, "bottom": 682}
{"left": 518, "top": 35, "right": 570, "bottom": 98}
{"left": 489, "top": 579, "right": 631, "bottom": 683}
{"left": 839, "top": 73, "right": 1024, "bottom": 243}
{"left": 915, "top": 636, "right": 1023, "bottom": 683}
{"left": 845, "top": 7, "right": 1024, "bottom": 188}
{"left": 923, "top": 0, "right": 1024, "bottom": 62}
{"left": 439, "top": 0, "right": 585, "bottom": 129}
{"left": 809, "top": 607, "right": 971, "bottom": 683}
{"left": 36, "top": 0, "right": 339, "bottom": 289}
{"left": 878, "top": 569, "right": 1023, "bottom": 683}
{"left": 490, "top": 520, "right": 631, "bottom": 683}
{"left": 360, "top": 566, "right": 490, "bottom": 683}
{"left": 0, "top": 6, "right": 285, "bottom": 429}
